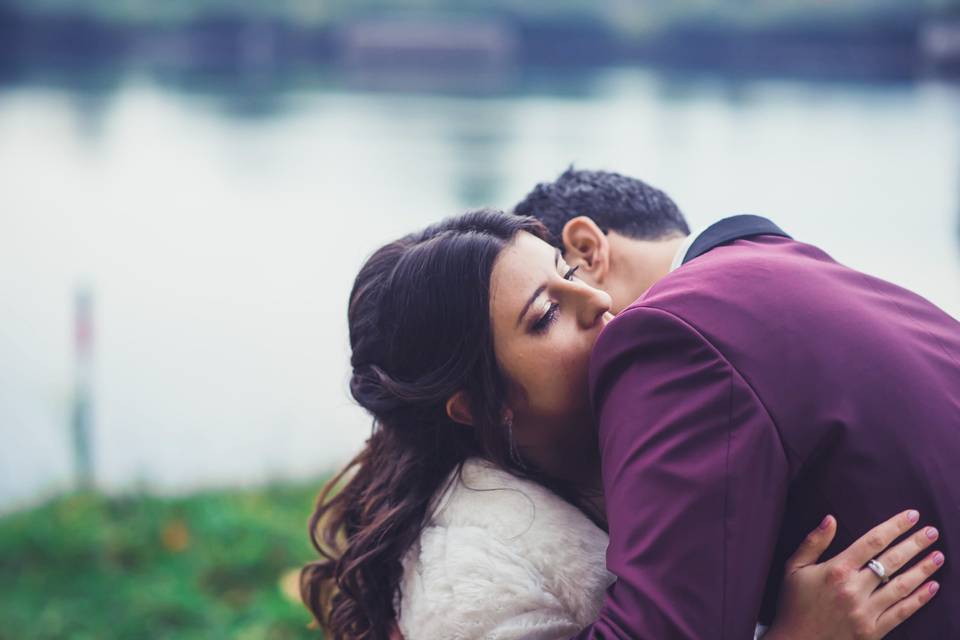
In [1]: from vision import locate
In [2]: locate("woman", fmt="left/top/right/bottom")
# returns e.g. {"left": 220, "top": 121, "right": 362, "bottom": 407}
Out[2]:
{"left": 301, "top": 210, "right": 943, "bottom": 639}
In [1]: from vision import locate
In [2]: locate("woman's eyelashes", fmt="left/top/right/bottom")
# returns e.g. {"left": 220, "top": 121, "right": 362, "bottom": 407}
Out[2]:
{"left": 530, "top": 265, "right": 581, "bottom": 334}
{"left": 531, "top": 303, "right": 559, "bottom": 334}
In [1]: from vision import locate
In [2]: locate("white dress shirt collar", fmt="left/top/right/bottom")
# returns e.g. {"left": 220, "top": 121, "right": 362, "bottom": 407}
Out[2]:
{"left": 669, "top": 226, "right": 705, "bottom": 272}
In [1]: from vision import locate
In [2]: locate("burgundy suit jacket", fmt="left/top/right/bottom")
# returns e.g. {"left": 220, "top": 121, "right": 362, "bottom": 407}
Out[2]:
{"left": 575, "top": 217, "right": 960, "bottom": 638}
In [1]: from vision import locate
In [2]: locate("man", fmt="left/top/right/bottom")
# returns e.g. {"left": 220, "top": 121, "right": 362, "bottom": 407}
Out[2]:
{"left": 514, "top": 168, "right": 960, "bottom": 638}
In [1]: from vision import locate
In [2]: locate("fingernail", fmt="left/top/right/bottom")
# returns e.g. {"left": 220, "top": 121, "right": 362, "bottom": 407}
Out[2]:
{"left": 929, "top": 582, "right": 940, "bottom": 595}
{"left": 907, "top": 510, "right": 920, "bottom": 523}
{"left": 933, "top": 552, "right": 945, "bottom": 566}
{"left": 819, "top": 515, "right": 831, "bottom": 529}
{"left": 926, "top": 527, "right": 939, "bottom": 541}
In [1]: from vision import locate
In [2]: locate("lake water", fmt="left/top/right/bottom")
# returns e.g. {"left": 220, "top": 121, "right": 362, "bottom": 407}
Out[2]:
{"left": 1, "top": 65, "right": 958, "bottom": 512}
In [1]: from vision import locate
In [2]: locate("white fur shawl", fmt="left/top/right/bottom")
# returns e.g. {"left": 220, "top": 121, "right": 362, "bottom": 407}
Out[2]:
{"left": 396, "top": 458, "right": 614, "bottom": 640}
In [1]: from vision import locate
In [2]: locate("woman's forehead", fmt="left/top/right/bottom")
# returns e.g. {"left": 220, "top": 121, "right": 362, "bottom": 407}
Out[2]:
{"left": 490, "top": 232, "right": 555, "bottom": 311}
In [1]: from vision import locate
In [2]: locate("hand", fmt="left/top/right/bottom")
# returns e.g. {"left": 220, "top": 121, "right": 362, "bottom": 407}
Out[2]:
{"left": 765, "top": 510, "right": 943, "bottom": 640}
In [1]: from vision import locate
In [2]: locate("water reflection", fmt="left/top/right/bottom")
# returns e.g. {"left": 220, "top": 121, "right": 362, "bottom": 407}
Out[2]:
{"left": 0, "top": 63, "right": 957, "bottom": 512}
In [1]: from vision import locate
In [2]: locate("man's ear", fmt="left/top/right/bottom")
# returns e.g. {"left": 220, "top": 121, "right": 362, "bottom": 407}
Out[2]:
{"left": 561, "top": 216, "right": 610, "bottom": 282}
{"left": 445, "top": 390, "right": 474, "bottom": 426}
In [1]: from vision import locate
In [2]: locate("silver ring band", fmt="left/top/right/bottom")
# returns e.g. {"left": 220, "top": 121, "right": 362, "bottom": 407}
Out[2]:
{"left": 867, "top": 558, "right": 890, "bottom": 583}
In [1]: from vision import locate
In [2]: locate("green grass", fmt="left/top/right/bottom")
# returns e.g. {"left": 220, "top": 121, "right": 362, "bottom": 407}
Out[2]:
{"left": 0, "top": 481, "right": 327, "bottom": 640}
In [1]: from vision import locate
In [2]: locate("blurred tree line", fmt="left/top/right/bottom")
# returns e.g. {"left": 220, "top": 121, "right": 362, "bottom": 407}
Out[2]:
{"left": 1, "top": 0, "right": 958, "bottom": 77}
{"left": 0, "top": 0, "right": 956, "bottom": 31}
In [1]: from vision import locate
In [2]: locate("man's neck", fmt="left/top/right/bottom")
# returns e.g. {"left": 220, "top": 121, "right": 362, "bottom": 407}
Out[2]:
{"left": 608, "top": 233, "right": 688, "bottom": 310}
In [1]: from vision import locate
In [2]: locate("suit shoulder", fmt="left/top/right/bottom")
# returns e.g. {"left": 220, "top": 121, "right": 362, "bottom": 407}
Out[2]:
{"left": 603, "top": 238, "right": 838, "bottom": 345}
{"left": 593, "top": 303, "right": 710, "bottom": 363}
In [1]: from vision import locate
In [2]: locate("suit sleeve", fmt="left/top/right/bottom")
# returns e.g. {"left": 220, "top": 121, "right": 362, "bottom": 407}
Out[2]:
{"left": 572, "top": 306, "right": 789, "bottom": 639}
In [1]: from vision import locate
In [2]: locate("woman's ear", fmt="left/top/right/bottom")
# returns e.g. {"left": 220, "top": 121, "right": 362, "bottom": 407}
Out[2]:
{"left": 561, "top": 216, "right": 610, "bottom": 283}
{"left": 445, "top": 390, "right": 475, "bottom": 426}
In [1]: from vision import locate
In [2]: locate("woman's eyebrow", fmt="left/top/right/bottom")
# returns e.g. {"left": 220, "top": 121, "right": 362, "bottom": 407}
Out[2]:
{"left": 515, "top": 249, "right": 563, "bottom": 328}
{"left": 516, "top": 284, "right": 547, "bottom": 328}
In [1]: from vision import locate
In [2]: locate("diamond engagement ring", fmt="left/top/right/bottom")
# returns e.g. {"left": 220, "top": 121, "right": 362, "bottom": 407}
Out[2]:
{"left": 867, "top": 559, "right": 890, "bottom": 583}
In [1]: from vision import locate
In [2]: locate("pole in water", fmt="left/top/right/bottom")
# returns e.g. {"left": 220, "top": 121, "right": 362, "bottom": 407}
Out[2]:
{"left": 72, "top": 286, "right": 94, "bottom": 489}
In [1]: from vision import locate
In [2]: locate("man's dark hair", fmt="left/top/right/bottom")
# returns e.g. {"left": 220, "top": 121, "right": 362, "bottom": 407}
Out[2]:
{"left": 513, "top": 167, "right": 690, "bottom": 248}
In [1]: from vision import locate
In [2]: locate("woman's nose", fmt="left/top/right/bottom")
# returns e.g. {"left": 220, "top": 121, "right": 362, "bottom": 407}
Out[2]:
{"left": 560, "top": 279, "right": 612, "bottom": 328}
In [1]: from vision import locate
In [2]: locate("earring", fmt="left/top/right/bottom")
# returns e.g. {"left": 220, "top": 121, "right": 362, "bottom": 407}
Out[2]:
{"left": 503, "top": 413, "right": 524, "bottom": 466}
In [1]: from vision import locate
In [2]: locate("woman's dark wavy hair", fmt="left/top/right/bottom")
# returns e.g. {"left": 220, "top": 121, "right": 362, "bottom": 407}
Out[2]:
{"left": 300, "top": 209, "right": 564, "bottom": 640}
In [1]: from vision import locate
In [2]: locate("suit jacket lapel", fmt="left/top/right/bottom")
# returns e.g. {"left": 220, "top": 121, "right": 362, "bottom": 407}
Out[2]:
{"left": 683, "top": 215, "right": 792, "bottom": 265}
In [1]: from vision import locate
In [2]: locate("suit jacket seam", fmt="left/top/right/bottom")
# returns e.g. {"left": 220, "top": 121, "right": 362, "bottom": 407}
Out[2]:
{"left": 609, "top": 304, "right": 788, "bottom": 638}
{"left": 622, "top": 303, "right": 797, "bottom": 463}
{"left": 722, "top": 373, "right": 734, "bottom": 640}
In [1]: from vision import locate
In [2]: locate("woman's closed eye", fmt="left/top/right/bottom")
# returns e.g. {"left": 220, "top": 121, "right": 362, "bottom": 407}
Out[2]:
{"left": 530, "top": 265, "right": 580, "bottom": 335}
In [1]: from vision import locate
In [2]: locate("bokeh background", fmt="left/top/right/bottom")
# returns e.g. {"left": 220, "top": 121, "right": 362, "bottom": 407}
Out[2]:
{"left": 1, "top": 1, "right": 959, "bottom": 638}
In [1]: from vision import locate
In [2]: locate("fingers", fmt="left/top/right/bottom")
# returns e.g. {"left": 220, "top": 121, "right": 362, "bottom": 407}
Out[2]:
{"left": 866, "top": 525, "right": 940, "bottom": 585}
{"left": 872, "top": 550, "right": 945, "bottom": 612}
{"left": 839, "top": 509, "right": 920, "bottom": 568}
{"left": 785, "top": 515, "right": 837, "bottom": 573}
{"left": 874, "top": 580, "right": 940, "bottom": 637}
